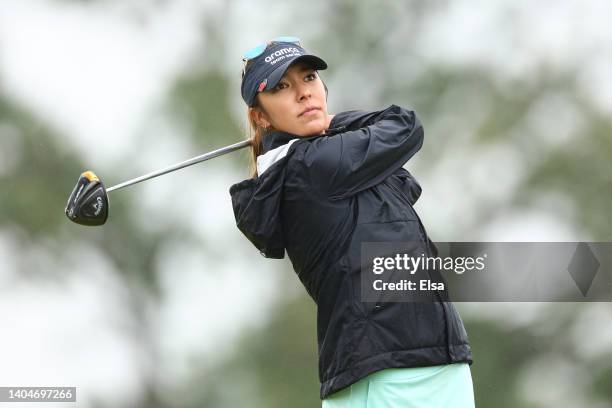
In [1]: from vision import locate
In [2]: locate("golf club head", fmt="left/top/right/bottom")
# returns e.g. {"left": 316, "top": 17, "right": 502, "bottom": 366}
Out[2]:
{"left": 65, "top": 171, "right": 109, "bottom": 226}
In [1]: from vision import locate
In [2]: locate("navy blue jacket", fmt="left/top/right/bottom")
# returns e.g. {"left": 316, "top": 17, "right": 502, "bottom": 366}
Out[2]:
{"left": 229, "top": 105, "right": 473, "bottom": 399}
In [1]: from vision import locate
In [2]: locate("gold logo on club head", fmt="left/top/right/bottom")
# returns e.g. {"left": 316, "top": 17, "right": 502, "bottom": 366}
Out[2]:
{"left": 82, "top": 171, "right": 100, "bottom": 182}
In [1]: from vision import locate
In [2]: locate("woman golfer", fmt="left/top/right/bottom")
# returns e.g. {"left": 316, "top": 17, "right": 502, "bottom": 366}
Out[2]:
{"left": 230, "top": 37, "right": 475, "bottom": 407}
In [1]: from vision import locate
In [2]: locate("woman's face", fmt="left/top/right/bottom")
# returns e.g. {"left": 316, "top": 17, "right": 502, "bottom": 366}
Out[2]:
{"left": 252, "top": 61, "right": 330, "bottom": 137}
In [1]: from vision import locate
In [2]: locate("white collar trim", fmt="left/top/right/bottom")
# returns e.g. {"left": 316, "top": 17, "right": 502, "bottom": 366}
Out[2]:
{"left": 257, "top": 138, "right": 299, "bottom": 176}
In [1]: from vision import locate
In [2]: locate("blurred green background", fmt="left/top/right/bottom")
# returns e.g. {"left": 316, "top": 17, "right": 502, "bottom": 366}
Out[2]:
{"left": 1, "top": 1, "right": 611, "bottom": 407}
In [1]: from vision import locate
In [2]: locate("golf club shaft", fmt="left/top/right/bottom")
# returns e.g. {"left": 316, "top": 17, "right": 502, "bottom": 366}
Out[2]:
{"left": 107, "top": 139, "right": 251, "bottom": 193}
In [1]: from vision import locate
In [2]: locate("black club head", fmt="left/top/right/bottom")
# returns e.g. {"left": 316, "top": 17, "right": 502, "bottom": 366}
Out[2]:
{"left": 65, "top": 171, "right": 109, "bottom": 226}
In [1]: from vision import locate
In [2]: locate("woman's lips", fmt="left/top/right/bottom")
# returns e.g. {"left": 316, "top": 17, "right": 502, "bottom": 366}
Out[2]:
{"left": 299, "top": 107, "right": 320, "bottom": 117}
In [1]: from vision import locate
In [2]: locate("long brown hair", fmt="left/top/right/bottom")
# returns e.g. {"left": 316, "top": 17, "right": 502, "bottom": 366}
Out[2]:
{"left": 242, "top": 57, "right": 268, "bottom": 179}
{"left": 246, "top": 99, "right": 269, "bottom": 179}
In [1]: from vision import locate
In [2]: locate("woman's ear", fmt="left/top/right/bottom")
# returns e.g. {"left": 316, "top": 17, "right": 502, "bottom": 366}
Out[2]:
{"left": 249, "top": 106, "right": 271, "bottom": 129}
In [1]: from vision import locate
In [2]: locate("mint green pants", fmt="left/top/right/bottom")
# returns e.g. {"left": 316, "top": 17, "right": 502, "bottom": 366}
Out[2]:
{"left": 322, "top": 363, "right": 475, "bottom": 408}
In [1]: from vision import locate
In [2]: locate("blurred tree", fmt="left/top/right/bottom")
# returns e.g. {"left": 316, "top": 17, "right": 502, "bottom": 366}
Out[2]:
{"left": 0, "top": 95, "right": 174, "bottom": 407}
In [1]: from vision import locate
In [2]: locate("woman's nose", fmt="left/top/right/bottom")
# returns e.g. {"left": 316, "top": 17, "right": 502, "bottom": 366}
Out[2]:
{"left": 296, "top": 84, "right": 311, "bottom": 100}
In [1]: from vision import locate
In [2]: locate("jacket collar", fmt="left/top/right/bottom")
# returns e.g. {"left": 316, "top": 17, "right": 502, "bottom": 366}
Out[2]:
{"left": 261, "top": 130, "right": 301, "bottom": 154}
{"left": 261, "top": 117, "right": 347, "bottom": 154}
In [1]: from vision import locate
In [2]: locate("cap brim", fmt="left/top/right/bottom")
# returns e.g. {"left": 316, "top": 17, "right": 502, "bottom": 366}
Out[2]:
{"left": 265, "top": 54, "right": 328, "bottom": 91}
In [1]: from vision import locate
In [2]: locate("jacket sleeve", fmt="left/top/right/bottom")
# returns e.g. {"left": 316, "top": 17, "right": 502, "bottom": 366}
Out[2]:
{"left": 302, "top": 104, "right": 424, "bottom": 200}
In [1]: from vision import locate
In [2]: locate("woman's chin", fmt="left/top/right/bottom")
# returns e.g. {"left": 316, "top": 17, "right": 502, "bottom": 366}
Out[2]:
{"left": 298, "top": 121, "right": 326, "bottom": 136}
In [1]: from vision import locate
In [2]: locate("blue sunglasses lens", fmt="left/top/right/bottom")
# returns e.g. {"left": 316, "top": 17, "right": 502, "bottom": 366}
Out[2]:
{"left": 242, "top": 43, "right": 266, "bottom": 60}
{"left": 242, "top": 36, "right": 301, "bottom": 61}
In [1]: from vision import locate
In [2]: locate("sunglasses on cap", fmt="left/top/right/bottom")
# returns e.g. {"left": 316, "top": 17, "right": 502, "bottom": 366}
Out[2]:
{"left": 242, "top": 36, "right": 301, "bottom": 63}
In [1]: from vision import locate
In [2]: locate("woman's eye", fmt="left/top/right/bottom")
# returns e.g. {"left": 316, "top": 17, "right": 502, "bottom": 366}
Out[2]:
{"left": 274, "top": 82, "right": 288, "bottom": 91}
{"left": 305, "top": 72, "right": 317, "bottom": 81}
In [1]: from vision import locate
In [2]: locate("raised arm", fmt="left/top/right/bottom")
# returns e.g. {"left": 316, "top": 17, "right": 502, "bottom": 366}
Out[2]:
{"left": 302, "top": 104, "right": 424, "bottom": 200}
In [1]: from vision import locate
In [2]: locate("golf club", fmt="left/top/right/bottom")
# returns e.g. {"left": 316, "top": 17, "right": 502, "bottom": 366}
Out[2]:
{"left": 65, "top": 139, "right": 251, "bottom": 226}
